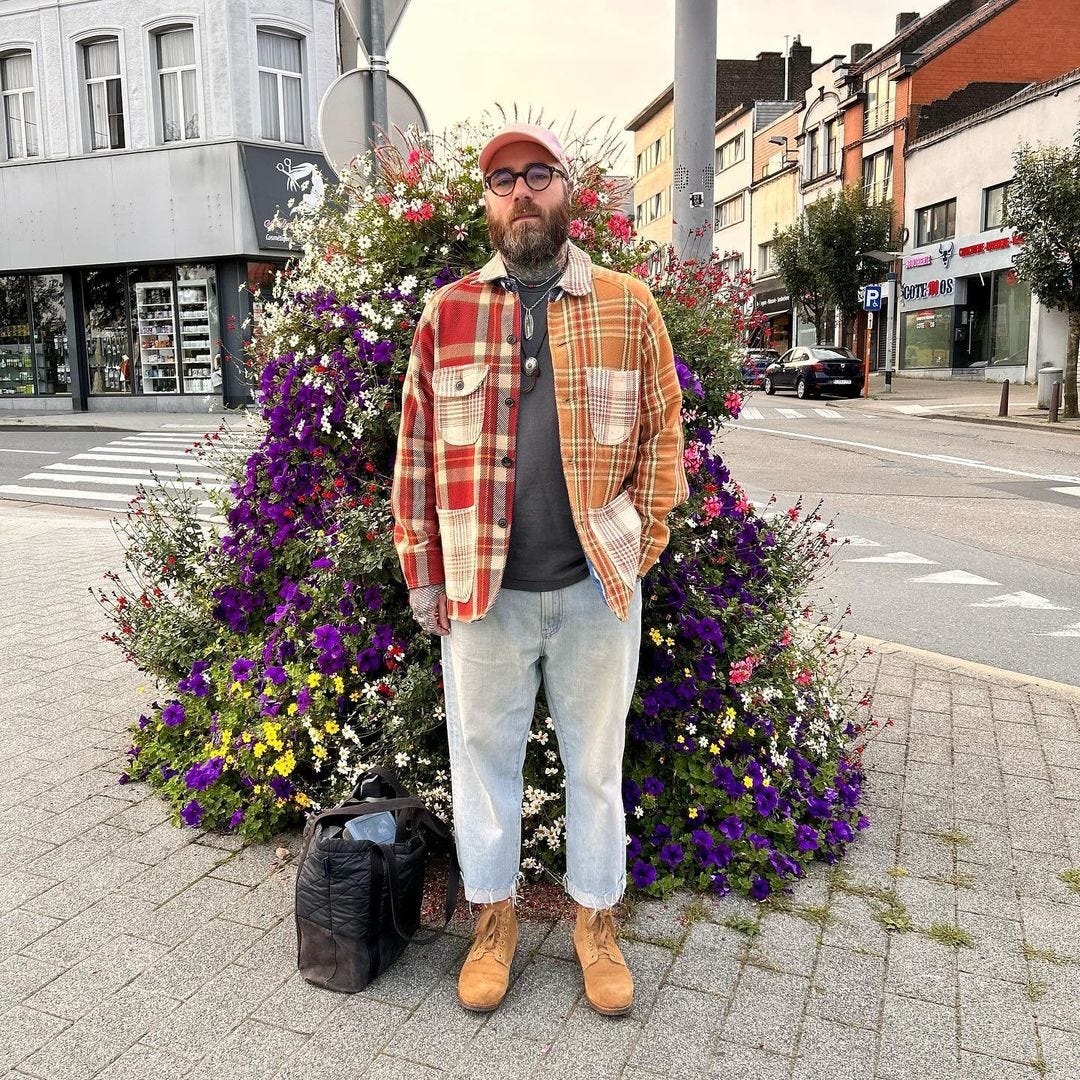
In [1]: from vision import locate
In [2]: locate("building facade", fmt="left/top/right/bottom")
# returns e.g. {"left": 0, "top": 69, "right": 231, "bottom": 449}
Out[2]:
{"left": 0, "top": 0, "right": 339, "bottom": 412}
{"left": 899, "top": 68, "right": 1080, "bottom": 381}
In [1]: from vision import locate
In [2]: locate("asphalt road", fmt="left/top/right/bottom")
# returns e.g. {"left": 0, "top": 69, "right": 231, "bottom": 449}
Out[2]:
{"left": 723, "top": 392, "right": 1080, "bottom": 686}
{"left": 1, "top": 404, "right": 1077, "bottom": 684}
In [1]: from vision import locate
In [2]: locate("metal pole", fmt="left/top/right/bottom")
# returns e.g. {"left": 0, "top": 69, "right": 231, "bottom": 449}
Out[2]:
{"left": 672, "top": 0, "right": 718, "bottom": 260}
{"left": 884, "top": 268, "right": 896, "bottom": 392}
{"left": 366, "top": 0, "right": 389, "bottom": 145}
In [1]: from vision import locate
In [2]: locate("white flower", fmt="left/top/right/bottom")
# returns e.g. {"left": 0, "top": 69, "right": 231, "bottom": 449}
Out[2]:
{"left": 394, "top": 752, "right": 410, "bottom": 768}
{"left": 400, "top": 274, "right": 418, "bottom": 294}
{"left": 393, "top": 182, "right": 406, "bottom": 198}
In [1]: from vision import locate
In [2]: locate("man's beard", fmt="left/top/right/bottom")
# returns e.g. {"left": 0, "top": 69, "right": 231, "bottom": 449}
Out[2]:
{"left": 487, "top": 198, "right": 571, "bottom": 278}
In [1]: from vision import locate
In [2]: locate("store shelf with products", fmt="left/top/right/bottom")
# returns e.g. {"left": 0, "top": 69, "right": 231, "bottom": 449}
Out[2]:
{"left": 135, "top": 282, "right": 178, "bottom": 394}
{"left": 177, "top": 279, "right": 219, "bottom": 394}
{"left": 0, "top": 344, "right": 35, "bottom": 395}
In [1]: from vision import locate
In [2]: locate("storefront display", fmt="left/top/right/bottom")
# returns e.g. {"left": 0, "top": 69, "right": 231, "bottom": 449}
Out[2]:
{"left": 0, "top": 276, "right": 35, "bottom": 396}
{"left": 29, "top": 274, "right": 71, "bottom": 394}
{"left": 902, "top": 308, "right": 954, "bottom": 368}
{"left": 135, "top": 280, "right": 178, "bottom": 394}
{"left": 83, "top": 269, "right": 132, "bottom": 394}
{"left": 177, "top": 265, "right": 220, "bottom": 394}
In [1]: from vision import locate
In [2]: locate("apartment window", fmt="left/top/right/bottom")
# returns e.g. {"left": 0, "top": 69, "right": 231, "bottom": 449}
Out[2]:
{"left": 715, "top": 132, "right": 745, "bottom": 173}
{"left": 1, "top": 51, "right": 39, "bottom": 159}
{"left": 721, "top": 254, "right": 744, "bottom": 277}
{"left": 984, "top": 180, "right": 1012, "bottom": 230}
{"left": 258, "top": 29, "right": 304, "bottom": 144}
{"left": 758, "top": 242, "right": 775, "bottom": 274}
{"left": 864, "top": 71, "right": 894, "bottom": 133}
{"left": 714, "top": 193, "right": 744, "bottom": 230}
{"left": 83, "top": 38, "right": 124, "bottom": 150}
{"left": 823, "top": 118, "right": 839, "bottom": 174}
{"left": 862, "top": 148, "right": 893, "bottom": 204}
{"left": 635, "top": 191, "right": 664, "bottom": 228}
{"left": 915, "top": 198, "right": 956, "bottom": 247}
{"left": 155, "top": 27, "right": 199, "bottom": 142}
{"left": 806, "top": 127, "right": 820, "bottom": 180}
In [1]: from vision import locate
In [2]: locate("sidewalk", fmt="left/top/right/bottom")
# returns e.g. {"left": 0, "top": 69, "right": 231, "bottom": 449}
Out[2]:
{"left": 0, "top": 407, "right": 259, "bottom": 434}
{"left": 1, "top": 502, "right": 1078, "bottom": 1080}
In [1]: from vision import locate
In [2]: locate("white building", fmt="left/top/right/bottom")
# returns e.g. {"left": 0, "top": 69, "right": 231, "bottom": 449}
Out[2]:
{"left": 0, "top": 0, "right": 338, "bottom": 411}
{"left": 899, "top": 67, "right": 1080, "bottom": 383}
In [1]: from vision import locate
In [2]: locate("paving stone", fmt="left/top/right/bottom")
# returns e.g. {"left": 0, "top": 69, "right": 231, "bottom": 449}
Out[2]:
{"left": 745, "top": 911, "right": 820, "bottom": 977}
{"left": 622, "top": 893, "right": 696, "bottom": 946}
{"left": 0, "top": 871, "right": 57, "bottom": 914}
{"left": 0, "top": 1005, "right": 70, "bottom": 1073}
{"left": 1027, "top": 957, "right": 1080, "bottom": 1033}
{"left": 94, "top": 1043, "right": 194, "bottom": 1080}
{"left": 955, "top": 911, "right": 1026, "bottom": 983}
{"left": 1040, "top": 1024, "right": 1080, "bottom": 1080}
{"left": 819, "top": 894, "right": 889, "bottom": 958}
{"left": 186, "top": 1019, "right": 308, "bottom": 1080}
{"left": 532, "top": 1006, "right": 640, "bottom": 1080}
{"left": 806, "top": 945, "right": 885, "bottom": 1028}
{"left": 957, "top": 1051, "right": 1043, "bottom": 1079}
{"left": 613, "top": 938, "right": 675, "bottom": 1014}
{"left": 721, "top": 965, "right": 808, "bottom": 1055}
{"left": 877, "top": 993, "right": 958, "bottom": 1078}
{"left": 482, "top": 956, "right": 582, "bottom": 1040}
{"left": 895, "top": 875, "right": 957, "bottom": 925}
{"left": 138, "top": 877, "right": 257, "bottom": 947}
{"left": 1018, "top": 896, "right": 1080, "bottom": 960}
{"left": 958, "top": 973, "right": 1038, "bottom": 1062}
{"left": 0, "top": 907, "right": 62, "bottom": 958}
{"left": 251, "top": 969, "right": 347, "bottom": 1035}
{"left": 794, "top": 1015, "right": 875, "bottom": 1080}
{"left": 447, "top": 1028, "right": 551, "bottom": 1079}
{"left": 382, "top": 974, "right": 487, "bottom": 1069}
{"left": 627, "top": 984, "right": 727, "bottom": 1074}
{"left": 667, "top": 920, "right": 743, "bottom": 996}
{"left": 885, "top": 931, "right": 957, "bottom": 1006}
{"left": 361, "top": 1055, "right": 446, "bottom": 1080}
{"left": 357, "top": 928, "right": 467, "bottom": 1010}
{"left": 703, "top": 1041, "right": 792, "bottom": 1080}
{"left": 124, "top": 844, "right": 234, "bottom": 904}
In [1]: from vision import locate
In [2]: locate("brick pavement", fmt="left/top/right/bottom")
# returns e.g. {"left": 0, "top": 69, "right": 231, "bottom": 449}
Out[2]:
{"left": 2, "top": 503, "right": 1079, "bottom": 1080}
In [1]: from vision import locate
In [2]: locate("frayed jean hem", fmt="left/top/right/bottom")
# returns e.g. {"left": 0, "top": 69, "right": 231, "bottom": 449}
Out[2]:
{"left": 464, "top": 871, "right": 523, "bottom": 907}
{"left": 564, "top": 875, "right": 626, "bottom": 911}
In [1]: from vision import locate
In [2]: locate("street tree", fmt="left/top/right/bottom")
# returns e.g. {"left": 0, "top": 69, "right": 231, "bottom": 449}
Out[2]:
{"left": 772, "top": 186, "right": 893, "bottom": 347}
{"left": 1005, "top": 129, "right": 1080, "bottom": 418}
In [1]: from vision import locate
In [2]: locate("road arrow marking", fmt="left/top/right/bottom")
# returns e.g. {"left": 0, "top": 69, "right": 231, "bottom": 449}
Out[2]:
{"left": 910, "top": 571, "right": 1002, "bottom": 586}
{"left": 837, "top": 536, "right": 882, "bottom": 547}
{"left": 1037, "top": 622, "right": 1080, "bottom": 638}
{"left": 972, "top": 592, "right": 1068, "bottom": 610}
{"left": 848, "top": 551, "right": 937, "bottom": 564}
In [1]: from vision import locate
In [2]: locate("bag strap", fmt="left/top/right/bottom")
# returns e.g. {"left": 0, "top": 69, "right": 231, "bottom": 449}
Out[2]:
{"left": 309, "top": 796, "right": 426, "bottom": 830}
{"left": 346, "top": 766, "right": 410, "bottom": 803}
{"left": 374, "top": 842, "right": 461, "bottom": 945}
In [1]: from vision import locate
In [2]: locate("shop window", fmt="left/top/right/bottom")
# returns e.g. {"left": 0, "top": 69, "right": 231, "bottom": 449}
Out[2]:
{"left": 915, "top": 198, "right": 956, "bottom": 247}
{"left": 176, "top": 264, "right": 220, "bottom": 394}
{"left": 155, "top": 26, "right": 199, "bottom": 143}
{"left": 258, "top": 29, "right": 304, "bottom": 145}
{"left": 902, "top": 308, "right": 954, "bottom": 369}
{"left": 246, "top": 261, "right": 281, "bottom": 331}
{"left": 1, "top": 50, "right": 39, "bottom": 160}
{"left": 82, "top": 37, "right": 124, "bottom": 150}
{"left": 984, "top": 181, "right": 1012, "bottom": 231}
{"left": 83, "top": 269, "right": 132, "bottom": 394}
{"left": 989, "top": 268, "right": 1030, "bottom": 367}
{"left": 30, "top": 274, "right": 70, "bottom": 394}
{"left": 0, "top": 275, "right": 34, "bottom": 395}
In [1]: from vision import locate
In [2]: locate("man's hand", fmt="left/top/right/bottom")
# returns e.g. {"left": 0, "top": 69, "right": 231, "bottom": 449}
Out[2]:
{"left": 409, "top": 584, "right": 450, "bottom": 635}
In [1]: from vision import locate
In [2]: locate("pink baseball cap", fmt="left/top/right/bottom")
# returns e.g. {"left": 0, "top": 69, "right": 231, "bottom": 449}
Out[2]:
{"left": 478, "top": 123, "right": 571, "bottom": 177}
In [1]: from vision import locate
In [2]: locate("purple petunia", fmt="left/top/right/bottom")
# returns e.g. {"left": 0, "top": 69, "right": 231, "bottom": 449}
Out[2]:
{"left": 231, "top": 657, "right": 255, "bottom": 682}
{"left": 630, "top": 859, "right": 658, "bottom": 888}
{"left": 162, "top": 701, "right": 185, "bottom": 727}
{"left": 228, "top": 807, "right": 245, "bottom": 829}
{"left": 643, "top": 776, "right": 665, "bottom": 797}
{"left": 718, "top": 814, "right": 744, "bottom": 842}
{"left": 794, "top": 824, "right": 819, "bottom": 852}
{"left": 626, "top": 835, "right": 642, "bottom": 861}
{"left": 659, "top": 843, "right": 684, "bottom": 869}
{"left": 264, "top": 665, "right": 288, "bottom": 685}
{"left": 363, "top": 585, "right": 384, "bottom": 611}
{"left": 754, "top": 785, "right": 779, "bottom": 819}
{"left": 180, "top": 799, "right": 204, "bottom": 828}
{"left": 828, "top": 819, "right": 854, "bottom": 845}
{"left": 183, "top": 756, "right": 225, "bottom": 792}
{"left": 750, "top": 876, "right": 771, "bottom": 901}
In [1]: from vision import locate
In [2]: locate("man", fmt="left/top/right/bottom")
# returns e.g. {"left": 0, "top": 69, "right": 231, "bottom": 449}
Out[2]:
{"left": 391, "top": 123, "right": 688, "bottom": 1015}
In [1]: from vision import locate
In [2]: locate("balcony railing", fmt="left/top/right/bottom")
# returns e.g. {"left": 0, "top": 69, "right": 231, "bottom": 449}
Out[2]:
{"left": 863, "top": 98, "right": 894, "bottom": 134}
{"left": 863, "top": 179, "right": 893, "bottom": 205}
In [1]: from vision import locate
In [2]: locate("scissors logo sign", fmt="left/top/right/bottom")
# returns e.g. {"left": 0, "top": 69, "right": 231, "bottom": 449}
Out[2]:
{"left": 276, "top": 157, "right": 326, "bottom": 213}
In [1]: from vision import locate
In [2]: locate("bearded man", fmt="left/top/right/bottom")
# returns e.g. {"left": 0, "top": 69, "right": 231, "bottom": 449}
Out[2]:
{"left": 391, "top": 123, "right": 688, "bottom": 1015}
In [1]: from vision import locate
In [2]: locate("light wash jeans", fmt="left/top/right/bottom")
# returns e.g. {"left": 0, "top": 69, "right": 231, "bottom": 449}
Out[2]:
{"left": 440, "top": 576, "right": 642, "bottom": 909}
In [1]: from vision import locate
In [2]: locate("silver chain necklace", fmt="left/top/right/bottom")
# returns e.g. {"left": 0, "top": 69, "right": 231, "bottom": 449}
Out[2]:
{"left": 513, "top": 269, "right": 562, "bottom": 340}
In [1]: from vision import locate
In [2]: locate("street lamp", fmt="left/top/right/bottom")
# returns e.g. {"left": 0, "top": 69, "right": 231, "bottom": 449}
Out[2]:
{"left": 857, "top": 248, "right": 903, "bottom": 395}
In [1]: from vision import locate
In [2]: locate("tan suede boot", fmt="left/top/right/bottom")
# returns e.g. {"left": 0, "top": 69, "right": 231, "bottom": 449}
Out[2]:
{"left": 573, "top": 905, "right": 634, "bottom": 1015}
{"left": 457, "top": 899, "right": 518, "bottom": 1011}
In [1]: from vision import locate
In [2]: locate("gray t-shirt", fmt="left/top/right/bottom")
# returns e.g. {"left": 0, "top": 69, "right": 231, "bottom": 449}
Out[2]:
{"left": 501, "top": 280, "right": 588, "bottom": 592}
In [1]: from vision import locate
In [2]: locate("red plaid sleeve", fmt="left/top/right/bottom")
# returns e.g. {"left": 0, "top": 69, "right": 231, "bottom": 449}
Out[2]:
{"left": 626, "top": 282, "right": 689, "bottom": 577}
{"left": 392, "top": 293, "right": 445, "bottom": 590}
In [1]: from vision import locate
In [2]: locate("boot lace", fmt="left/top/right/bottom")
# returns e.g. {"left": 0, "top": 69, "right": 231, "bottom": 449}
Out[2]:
{"left": 590, "top": 909, "right": 622, "bottom": 962}
{"left": 469, "top": 903, "right": 505, "bottom": 959}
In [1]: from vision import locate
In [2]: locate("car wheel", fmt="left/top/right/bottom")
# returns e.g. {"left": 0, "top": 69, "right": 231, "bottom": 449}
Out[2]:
{"left": 763, "top": 375, "right": 776, "bottom": 395}
{"left": 795, "top": 376, "right": 809, "bottom": 400}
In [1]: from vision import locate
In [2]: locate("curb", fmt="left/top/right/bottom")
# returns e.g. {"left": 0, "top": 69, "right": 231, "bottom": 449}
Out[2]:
{"left": 840, "top": 631, "right": 1080, "bottom": 700}
{"left": 917, "top": 412, "right": 1080, "bottom": 436}
{"left": 0, "top": 422, "right": 257, "bottom": 434}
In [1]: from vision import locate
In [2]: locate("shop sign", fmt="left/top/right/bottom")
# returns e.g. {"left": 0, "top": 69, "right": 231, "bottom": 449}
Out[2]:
{"left": 905, "top": 253, "right": 932, "bottom": 269}
{"left": 901, "top": 278, "right": 954, "bottom": 304}
{"left": 241, "top": 144, "right": 338, "bottom": 251}
{"left": 958, "top": 234, "right": 1024, "bottom": 259}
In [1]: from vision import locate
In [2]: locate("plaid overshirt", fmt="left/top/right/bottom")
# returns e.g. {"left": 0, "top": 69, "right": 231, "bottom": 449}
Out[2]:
{"left": 391, "top": 241, "right": 689, "bottom": 623}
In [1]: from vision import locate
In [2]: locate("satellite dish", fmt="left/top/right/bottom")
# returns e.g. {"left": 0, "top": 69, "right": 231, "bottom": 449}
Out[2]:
{"left": 318, "top": 67, "right": 427, "bottom": 173}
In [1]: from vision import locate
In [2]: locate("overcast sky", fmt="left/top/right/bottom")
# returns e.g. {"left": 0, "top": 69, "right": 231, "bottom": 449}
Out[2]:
{"left": 389, "top": 0, "right": 919, "bottom": 172}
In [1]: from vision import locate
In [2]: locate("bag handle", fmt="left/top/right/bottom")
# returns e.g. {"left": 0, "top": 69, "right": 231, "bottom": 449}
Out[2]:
{"left": 345, "top": 767, "right": 411, "bottom": 803}
{"left": 374, "top": 842, "right": 460, "bottom": 945}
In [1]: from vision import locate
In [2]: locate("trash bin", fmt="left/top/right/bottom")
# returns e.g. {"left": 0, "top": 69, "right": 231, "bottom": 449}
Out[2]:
{"left": 1037, "top": 367, "right": 1063, "bottom": 410}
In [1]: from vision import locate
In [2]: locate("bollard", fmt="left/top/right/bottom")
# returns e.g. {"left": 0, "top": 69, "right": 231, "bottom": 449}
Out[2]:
{"left": 998, "top": 379, "right": 1010, "bottom": 417}
{"left": 1049, "top": 381, "right": 1060, "bottom": 424}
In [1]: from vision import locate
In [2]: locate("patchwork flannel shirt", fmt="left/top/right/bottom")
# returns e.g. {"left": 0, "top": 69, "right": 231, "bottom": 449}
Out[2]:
{"left": 391, "top": 241, "right": 689, "bottom": 623}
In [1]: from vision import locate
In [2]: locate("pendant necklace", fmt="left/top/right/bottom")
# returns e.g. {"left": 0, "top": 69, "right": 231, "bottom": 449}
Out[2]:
{"left": 512, "top": 268, "right": 562, "bottom": 340}
{"left": 521, "top": 326, "right": 549, "bottom": 393}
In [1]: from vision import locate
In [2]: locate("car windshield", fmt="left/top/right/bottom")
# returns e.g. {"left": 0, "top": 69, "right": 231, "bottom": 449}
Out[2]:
{"left": 809, "top": 347, "right": 857, "bottom": 360}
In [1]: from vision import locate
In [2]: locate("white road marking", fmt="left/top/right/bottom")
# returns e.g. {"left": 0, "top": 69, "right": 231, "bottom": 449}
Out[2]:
{"left": 23, "top": 471, "right": 223, "bottom": 490}
{"left": 0, "top": 447, "right": 59, "bottom": 455}
{"left": 1037, "top": 621, "right": 1080, "bottom": 638}
{"left": 972, "top": 592, "right": 1068, "bottom": 610}
{"left": 41, "top": 462, "right": 217, "bottom": 478}
{"left": 71, "top": 451, "right": 209, "bottom": 466}
{"left": 0, "top": 484, "right": 212, "bottom": 506}
{"left": 777, "top": 408, "right": 804, "bottom": 419}
{"left": 722, "top": 426, "right": 1080, "bottom": 484}
{"left": 813, "top": 408, "right": 840, "bottom": 419}
{"left": 910, "top": 570, "right": 1002, "bottom": 586}
{"left": 1051, "top": 486, "right": 1080, "bottom": 499}
{"left": 837, "top": 536, "right": 882, "bottom": 547}
{"left": 893, "top": 403, "right": 994, "bottom": 413}
{"left": 740, "top": 407, "right": 764, "bottom": 420}
{"left": 847, "top": 551, "right": 937, "bottom": 564}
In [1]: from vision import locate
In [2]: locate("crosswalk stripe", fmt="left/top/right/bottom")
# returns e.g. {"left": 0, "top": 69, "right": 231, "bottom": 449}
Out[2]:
{"left": 813, "top": 408, "right": 839, "bottom": 419}
{"left": 23, "top": 472, "right": 224, "bottom": 491}
{"left": 1051, "top": 486, "right": 1080, "bottom": 499}
{"left": 41, "top": 462, "right": 220, "bottom": 479}
{"left": 777, "top": 408, "right": 804, "bottom": 419}
{"left": 71, "top": 451, "right": 214, "bottom": 466}
{"left": 740, "top": 407, "right": 763, "bottom": 420}
{"left": 0, "top": 484, "right": 213, "bottom": 506}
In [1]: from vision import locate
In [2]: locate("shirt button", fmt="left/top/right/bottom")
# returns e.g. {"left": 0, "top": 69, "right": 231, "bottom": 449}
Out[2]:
{"left": 507, "top": 333, "right": 517, "bottom": 344}
{"left": 505, "top": 396, "right": 514, "bottom": 407}
{"left": 501, "top": 455, "right": 512, "bottom": 467}
{"left": 455, "top": 379, "right": 464, "bottom": 391}
{"left": 497, "top": 517, "right": 507, "bottom": 528}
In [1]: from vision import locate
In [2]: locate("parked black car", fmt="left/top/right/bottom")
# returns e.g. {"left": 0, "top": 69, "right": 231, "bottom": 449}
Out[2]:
{"left": 762, "top": 346, "right": 864, "bottom": 399}
{"left": 737, "top": 347, "right": 780, "bottom": 388}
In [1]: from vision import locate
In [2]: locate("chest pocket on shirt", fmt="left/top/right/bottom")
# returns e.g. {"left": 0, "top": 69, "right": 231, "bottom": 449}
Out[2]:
{"left": 433, "top": 363, "right": 489, "bottom": 445}
{"left": 585, "top": 366, "right": 639, "bottom": 446}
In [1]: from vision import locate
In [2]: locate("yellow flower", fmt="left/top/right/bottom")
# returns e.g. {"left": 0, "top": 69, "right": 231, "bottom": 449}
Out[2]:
{"left": 648, "top": 627, "right": 663, "bottom": 645}
{"left": 350, "top": 665, "right": 358, "bottom": 675}
{"left": 349, "top": 692, "right": 360, "bottom": 702}
{"left": 309, "top": 728, "right": 322, "bottom": 743}
{"left": 725, "top": 706, "right": 736, "bottom": 720}
{"left": 313, "top": 745, "right": 328, "bottom": 760}
{"left": 688, "top": 807, "right": 699, "bottom": 819}
{"left": 324, "top": 719, "right": 340, "bottom": 735}
{"left": 230, "top": 681, "right": 242, "bottom": 694}
{"left": 654, "top": 676, "right": 662, "bottom": 685}
{"left": 743, "top": 776, "right": 754, "bottom": 789}
{"left": 272, "top": 751, "right": 296, "bottom": 777}
{"left": 709, "top": 743, "right": 721, "bottom": 755}
{"left": 287, "top": 702, "right": 299, "bottom": 716}
{"left": 676, "top": 734, "right": 685, "bottom": 744}
{"left": 241, "top": 689, "right": 251, "bottom": 700}
{"left": 307, "top": 672, "right": 322, "bottom": 688}
{"left": 253, "top": 742, "right": 267, "bottom": 759}
{"left": 665, "top": 636, "right": 674, "bottom": 646}
{"left": 334, "top": 676, "right": 344, "bottom": 693}
{"left": 684, "top": 668, "right": 692, "bottom": 678}
{"left": 295, "top": 792, "right": 311, "bottom": 807}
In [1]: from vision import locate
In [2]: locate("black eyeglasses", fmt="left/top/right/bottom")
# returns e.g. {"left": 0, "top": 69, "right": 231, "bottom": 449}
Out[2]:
{"left": 484, "top": 162, "right": 567, "bottom": 197}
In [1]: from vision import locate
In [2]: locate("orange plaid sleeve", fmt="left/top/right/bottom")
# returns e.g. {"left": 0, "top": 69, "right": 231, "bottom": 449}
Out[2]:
{"left": 626, "top": 281, "right": 690, "bottom": 577}
{"left": 391, "top": 293, "right": 445, "bottom": 590}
